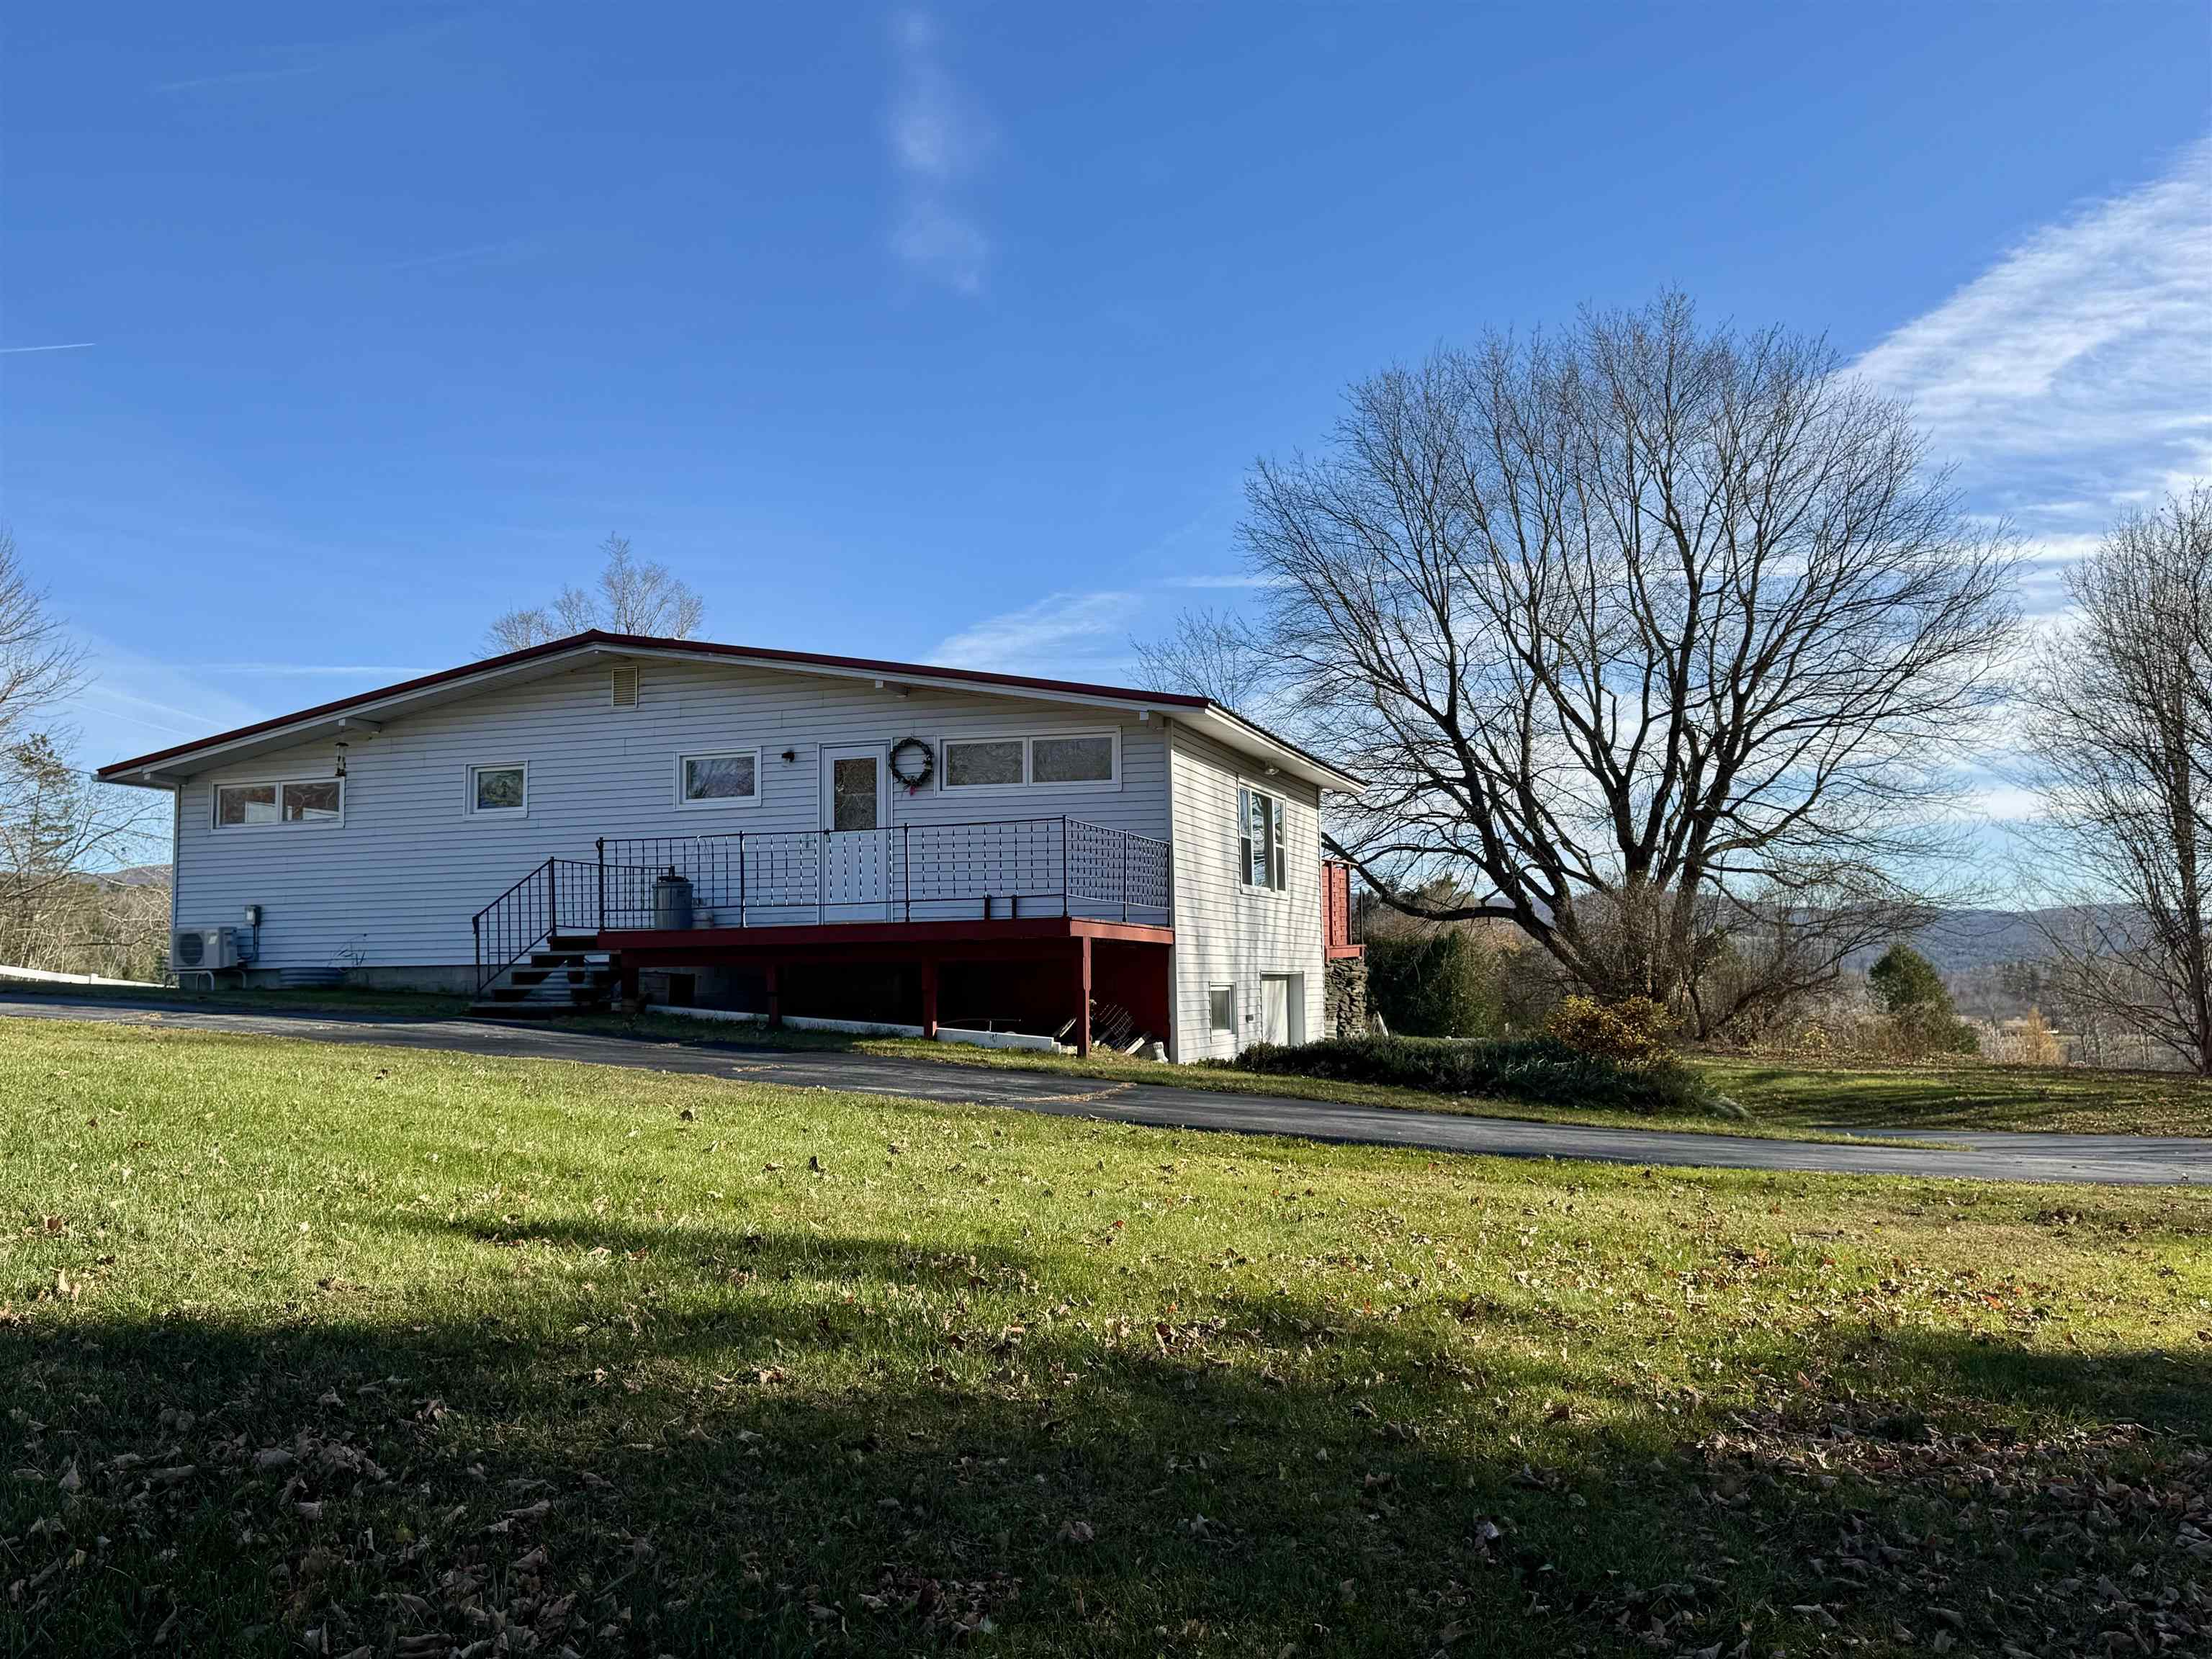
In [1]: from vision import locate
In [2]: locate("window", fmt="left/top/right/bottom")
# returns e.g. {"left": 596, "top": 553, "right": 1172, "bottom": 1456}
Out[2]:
{"left": 214, "top": 778, "right": 345, "bottom": 830}
{"left": 940, "top": 731, "right": 1119, "bottom": 792}
{"left": 283, "top": 779, "right": 343, "bottom": 822}
{"left": 1238, "top": 785, "right": 1287, "bottom": 891}
{"left": 1208, "top": 984, "right": 1236, "bottom": 1035}
{"left": 679, "top": 750, "right": 760, "bottom": 806}
{"left": 1030, "top": 734, "right": 1115, "bottom": 784}
{"left": 943, "top": 738, "right": 1026, "bottom": 788}
{"left": 469, "top": 763, "right": 527, "bottom": 816}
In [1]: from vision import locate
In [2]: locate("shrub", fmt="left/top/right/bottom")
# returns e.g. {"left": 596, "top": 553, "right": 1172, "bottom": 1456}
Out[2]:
{"left": 1212, "top": 1033, "right": 1739, "bottom": 1118}
{"left": 1546, "top": 994, "right": 1675, "bottom": 1064}
{"left": 1867, "top": 944, "right": 1947, "bottom": 1016}
{"left": 1363, "top": 929, "right": 1501, "bottom": 1038}
{"left": 1866, "top": 945, "right": 1980, "bottom": 1058}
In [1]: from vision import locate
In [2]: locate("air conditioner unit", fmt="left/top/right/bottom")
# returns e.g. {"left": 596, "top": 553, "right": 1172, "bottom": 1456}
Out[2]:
{"left": 172, "top": 926, "right": 245, "bottom": 971}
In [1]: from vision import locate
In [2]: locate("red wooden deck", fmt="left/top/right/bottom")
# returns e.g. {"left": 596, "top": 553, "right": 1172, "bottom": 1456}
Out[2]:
{"left": 596, "top": 917, "right": 1172, "bottom": 1055}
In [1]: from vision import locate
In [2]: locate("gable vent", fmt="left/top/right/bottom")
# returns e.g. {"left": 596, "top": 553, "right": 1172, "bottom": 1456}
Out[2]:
{"left": 609, "top": 663, "right": 639, "bottom": 709}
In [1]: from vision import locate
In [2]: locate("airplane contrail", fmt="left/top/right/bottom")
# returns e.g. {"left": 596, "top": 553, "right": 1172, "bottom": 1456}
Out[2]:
{"left": 0, "top": 342, "right": 96, "bottom": 354}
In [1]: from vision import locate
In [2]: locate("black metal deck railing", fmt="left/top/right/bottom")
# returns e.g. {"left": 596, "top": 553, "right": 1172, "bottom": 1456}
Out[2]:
{"left": 595, "top": 817, "right": 1172, "bottom": 929}
{"left": 469, "top": 817, "right": 1172, "bottom": 994}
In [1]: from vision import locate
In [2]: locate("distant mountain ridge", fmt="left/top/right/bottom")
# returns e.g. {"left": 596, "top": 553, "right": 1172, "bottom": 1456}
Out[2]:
{"left": 1905, "top": 909, "right": 2067, "bottom": 972}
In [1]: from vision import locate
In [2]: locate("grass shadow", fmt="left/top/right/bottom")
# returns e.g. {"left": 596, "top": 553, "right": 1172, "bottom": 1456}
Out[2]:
{"left": 6, "top": 1212, "right": 2204, "bottom": 1657}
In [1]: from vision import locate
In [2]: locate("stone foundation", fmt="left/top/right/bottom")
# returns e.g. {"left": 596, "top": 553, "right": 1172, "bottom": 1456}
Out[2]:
{"left": 1323, "top": 954, "right": 1370, "bottom": 1038}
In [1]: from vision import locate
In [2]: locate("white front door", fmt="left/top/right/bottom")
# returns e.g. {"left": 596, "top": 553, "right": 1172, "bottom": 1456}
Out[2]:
{"left": 820, "top": 745, "right": 889, "bottom": 920}
{"left": 1260, "top": 974, "right": 1303, "bottom": 1046}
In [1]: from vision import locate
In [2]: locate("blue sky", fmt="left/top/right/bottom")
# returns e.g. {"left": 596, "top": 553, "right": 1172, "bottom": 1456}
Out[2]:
{"left": 4, "top": 2, "right": 2207, "bottom": 773}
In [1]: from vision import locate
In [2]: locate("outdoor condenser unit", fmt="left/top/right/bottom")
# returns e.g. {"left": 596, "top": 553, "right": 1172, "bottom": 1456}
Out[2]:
{"left": 171, "top": 925, "right": 246, "bottom": 971}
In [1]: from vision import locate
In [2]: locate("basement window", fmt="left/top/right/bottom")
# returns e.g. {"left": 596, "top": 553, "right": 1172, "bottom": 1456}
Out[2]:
{"left": 1208, "top": 985, "right": 1236, "bottom": 1035}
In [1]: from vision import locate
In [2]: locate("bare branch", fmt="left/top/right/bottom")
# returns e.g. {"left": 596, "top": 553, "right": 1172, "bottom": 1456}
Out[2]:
{"left": 485, "top": 534, "right": 707, "bottom": 652}
{"left": 1246, "top": 292, "right": 2018, "bottom": 1033}
{"left": 2016, "top": 484, "right": 2212, "bottom": 1071}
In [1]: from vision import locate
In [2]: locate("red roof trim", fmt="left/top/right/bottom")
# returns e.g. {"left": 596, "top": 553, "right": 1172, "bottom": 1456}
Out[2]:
{"left": 96, "top": 630, "right": 1214, "bottom": 781}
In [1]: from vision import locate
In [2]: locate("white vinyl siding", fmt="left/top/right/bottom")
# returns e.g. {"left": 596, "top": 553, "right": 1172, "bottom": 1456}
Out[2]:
{"left": 167, "top": 658, "right": 1170, "bottom": 971}
{"left": 1166, "top": 722, "right": 1324, "bottom": 1061}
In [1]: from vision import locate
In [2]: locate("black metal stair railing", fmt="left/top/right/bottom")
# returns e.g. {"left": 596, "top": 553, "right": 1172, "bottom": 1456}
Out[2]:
{"left": 469, "top": 855, "right": 652, "bottom": 994}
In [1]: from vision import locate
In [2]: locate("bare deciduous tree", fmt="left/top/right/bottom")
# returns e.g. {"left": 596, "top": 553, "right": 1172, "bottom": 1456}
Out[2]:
{"left": 488, "top": 534, "right": 706, "bottom": 652}
{"left": 2020, "top": 485, "right": 2212, "bottom": 1073}
{"left": 0, "top": 736, "right": 168, "bottom": 975}
{"left": 0, "top": 529, "right": 86, "bottom": 748}
{"left": 1130, "top": 606, "right": 1281, "bottom": 712}
{"left": 1242, "top": 292, "right": 2018, "bottom": 1033}
{"left": 0, "top": 531, "right": 171, "bottom": 976}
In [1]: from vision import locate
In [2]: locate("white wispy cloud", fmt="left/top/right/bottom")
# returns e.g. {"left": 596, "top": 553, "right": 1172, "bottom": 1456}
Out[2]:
{"left": 156, "top": 60, "right": 323, "bottom": 94}
{"left": 66, "top": 637, "right": 268, "bottom": 762}
{"left": 1853, "top": 135, "right": 2212, "bottom": 531}
{"left": 1159, "top": 572, "right": 1281, "bottom": 590}
{"left": 932, "top": 591, "right": 1138, "bottom": 676}
{"left": 181, "top": 662, "right": 436, "bottom": 678}
{"left": 377, "top": 240, "right": 538, "bottom": 274}
{"left": 60, "top": 637, "right": 433, "bottom": 768}
{"left": 884, "top": 10, "right": 992, "bottom": 295}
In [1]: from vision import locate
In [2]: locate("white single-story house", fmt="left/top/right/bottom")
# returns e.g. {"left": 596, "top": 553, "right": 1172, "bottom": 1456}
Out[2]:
{"left": 99, "top": 631, "right": 1365, "bottom": 1061}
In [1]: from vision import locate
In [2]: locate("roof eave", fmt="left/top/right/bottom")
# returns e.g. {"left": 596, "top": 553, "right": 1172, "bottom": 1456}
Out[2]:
{"left": 94, "top": 629, "right": 1365, "bottom": 792}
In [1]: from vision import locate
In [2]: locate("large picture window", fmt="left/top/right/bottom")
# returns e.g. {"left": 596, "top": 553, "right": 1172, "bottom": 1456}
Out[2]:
{"left": 214, "top": 778, "right": 345, "bottom": 830}
{"left": 679, "top": 750, "right": 760, "bottom": 806}
{"left": 940, "top": 731, "right": 1119, "bottom": 793}
{"left": 1238, "top": 785, "right": 1287, "bottom": 891}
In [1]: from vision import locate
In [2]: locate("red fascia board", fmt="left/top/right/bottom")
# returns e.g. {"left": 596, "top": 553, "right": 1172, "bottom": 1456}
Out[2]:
{"left": 96, "top": 630, "right": 1209, "bottom": 781}
{"left": 598, "top": 917, "right": 1175, "bottom": 953}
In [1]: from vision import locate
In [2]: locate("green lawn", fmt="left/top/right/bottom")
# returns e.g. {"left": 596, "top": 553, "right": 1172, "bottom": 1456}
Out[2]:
{"left": 4, "top": 1017, "right": 2207, "bottom": 1657}
{"left": 569, "top": 1011, "right": 2212, "bottom": 1140}
{"left": 0, "top": 979, "right": 474, "bottom": 1020}
{"left": 1705, "top": 1053, "right": 2212, "bottom": 1138}
{"left": 559, "top": 1011, "right": 1901, "bottom": 1141}
{"left": 5, "top": 979, "right": 2208, "bottom": 1138}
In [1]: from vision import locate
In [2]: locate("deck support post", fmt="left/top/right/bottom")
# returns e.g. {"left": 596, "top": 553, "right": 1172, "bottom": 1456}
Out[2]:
{"left": 1072, "top": 935, "right": 1092, "bottom": 1056}
{"left": 619, "top": 956, "right": 639, "bottom": 1008}
{"left": 920, "top": 956, "right": 939, "bottom": 1040}
{"left": 765, "top": 962, "right": 782, "bottom": 1029}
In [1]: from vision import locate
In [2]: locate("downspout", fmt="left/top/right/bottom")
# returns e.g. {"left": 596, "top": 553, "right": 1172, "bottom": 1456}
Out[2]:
{"left": 1161, "top": 716, "right": 1179, "bottom": 1061}
{"left": 168, "top": 781, "right": 182, "bottom": 986}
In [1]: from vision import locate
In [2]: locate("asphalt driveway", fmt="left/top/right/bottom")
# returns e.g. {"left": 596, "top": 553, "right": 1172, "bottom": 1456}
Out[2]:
{"left": 6, "top": 994, "right": 2207, "bottom": 1186}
